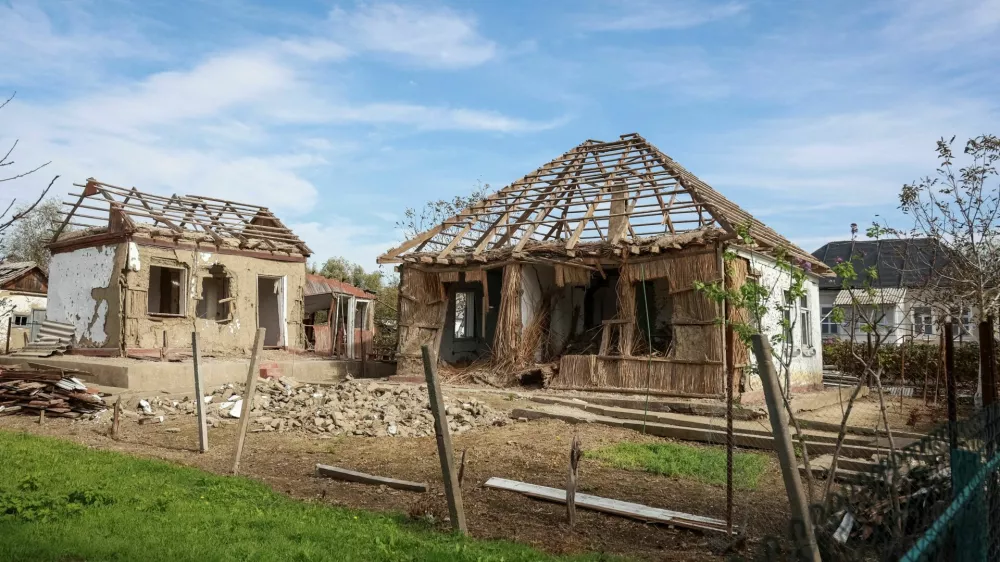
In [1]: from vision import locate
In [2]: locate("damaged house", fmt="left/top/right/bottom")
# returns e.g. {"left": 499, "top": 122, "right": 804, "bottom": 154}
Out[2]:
{"left": 45, "top": 179, "right": 310, "bottom": 356}
{"left": 303, "top": 274, "right": 376, "bottom": 359}
{"left": 379, "top": 134, "right": 829, "bottom": 397}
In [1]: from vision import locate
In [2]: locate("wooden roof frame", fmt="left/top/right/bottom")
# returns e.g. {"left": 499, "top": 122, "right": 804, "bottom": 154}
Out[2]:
{"left": 378, "top": 133, "right": 827, "bottom": 272}
{"left": 51, "top": 179, "right": 312, "bottom": 256}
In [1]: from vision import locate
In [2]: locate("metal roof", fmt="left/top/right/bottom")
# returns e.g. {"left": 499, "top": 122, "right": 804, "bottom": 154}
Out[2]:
{"left": 812, "top": 238, "right": 948, "bottom": 290}
{"left": 304, "top": 274, "right": 376, "bottom": 300}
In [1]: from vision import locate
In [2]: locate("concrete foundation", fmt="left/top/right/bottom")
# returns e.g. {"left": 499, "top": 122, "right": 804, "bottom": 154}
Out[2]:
{"left": 0, "top": 356, "right": 396, "bottom": 391}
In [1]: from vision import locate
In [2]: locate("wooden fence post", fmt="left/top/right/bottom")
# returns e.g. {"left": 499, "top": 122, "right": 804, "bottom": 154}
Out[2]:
{"left": 192, "top": 332, "right": 209, "bottom": 453}
{"left": 421, "top": 344, "right": 467, "bottom": 534}
{"left": 111, "top": 397, "right": 122, "bottom": 438}
{"left": 4, "top": 316, "right": 11, "bottom": 354}
{"left": 751, "top": 335, "right": 820, "bottom": 562}
{"left": 232, "top": 328, "right": 265, "bottom": 475}
{"left": 567, "top": 434, "right": 582, "bottom": 527}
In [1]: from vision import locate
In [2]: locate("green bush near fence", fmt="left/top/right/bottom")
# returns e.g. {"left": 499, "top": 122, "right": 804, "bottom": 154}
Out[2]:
{"left": 822, "top": 340, "right": 990, "bottom": 388}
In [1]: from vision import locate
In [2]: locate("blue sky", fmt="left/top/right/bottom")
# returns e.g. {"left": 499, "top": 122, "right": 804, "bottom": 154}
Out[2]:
{"left": 3, "top": 0, "right": 999, "bottom": 272}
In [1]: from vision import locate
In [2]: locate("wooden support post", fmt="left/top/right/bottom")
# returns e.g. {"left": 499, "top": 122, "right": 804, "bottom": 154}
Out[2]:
{"left": 232, "top": 328, "right": 265, "bottom": 475}
{"left": 421, "top": 344, "right": 467, "bottom": 534}
{"left": 567, "top": 434, "right": 582, "bottom": 527}
{"left": 160, "top": 330, "right": 167, "bottom": 362}
{"left": 750, "top": 335, "right": 820, "bottom": 562}
{"left": 945, "top": 320, "right": 957, "bottom": 449}
{"left": 4, "top": 316, "right": 11, "bottom": 354}
{"left": 111, "top": 397, "right": 122, "bottom": 438}
{"left": 192, "top": 332, "right": 209, "bottom": 453}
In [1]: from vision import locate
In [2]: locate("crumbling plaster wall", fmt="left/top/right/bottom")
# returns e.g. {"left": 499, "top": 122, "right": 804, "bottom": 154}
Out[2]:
{"left": 123, "top": 244, "right": 305, "bottom": 353}
{"left": 46, "top": 244, "right": 124, "bottom": 347}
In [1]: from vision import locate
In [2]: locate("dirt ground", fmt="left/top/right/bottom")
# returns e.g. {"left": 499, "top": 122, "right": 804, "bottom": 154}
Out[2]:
{"left": 0, "top": 399, "right": 794, "bottom": 562}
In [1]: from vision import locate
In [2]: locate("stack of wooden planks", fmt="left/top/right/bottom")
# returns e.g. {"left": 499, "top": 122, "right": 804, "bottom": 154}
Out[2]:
{"left": 0, "top": 367, "right": 105, "bottom": 418}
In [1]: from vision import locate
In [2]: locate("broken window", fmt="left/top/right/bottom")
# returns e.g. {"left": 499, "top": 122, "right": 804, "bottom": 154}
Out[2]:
{"left": 148, "top": 266, "right": 184, "bottom": 316}
{"left": 196, "top": 264, "right": 232, "bottom": 321}
{"left": 354, "top": 301, "right": 368, "bottom": 331}
{"left": 454, "top": 291, "right": 476, "bottom": 339}
{"left": 13, "top": 315, "right": 28, "bottom": 327}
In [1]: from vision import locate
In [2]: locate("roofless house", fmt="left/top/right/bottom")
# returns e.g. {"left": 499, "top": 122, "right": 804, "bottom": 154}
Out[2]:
{"left": 45, "top": 179, "right": 310, "bottom": 356}
{"left": 379, "top": 134, "right": 829, "bottom": 397}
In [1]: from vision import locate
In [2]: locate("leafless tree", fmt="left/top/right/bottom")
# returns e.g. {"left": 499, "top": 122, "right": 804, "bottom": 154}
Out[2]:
{"left": 0, "top": 92, "right": 58, "bottom": 262}
{"left": 898, "top": 135, "right": 1000, "bottom": 399}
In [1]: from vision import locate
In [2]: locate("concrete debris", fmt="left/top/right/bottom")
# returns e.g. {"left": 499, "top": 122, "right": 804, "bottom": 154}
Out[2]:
{"left": 139, "top": 377, "right": 508, "bottom": 437}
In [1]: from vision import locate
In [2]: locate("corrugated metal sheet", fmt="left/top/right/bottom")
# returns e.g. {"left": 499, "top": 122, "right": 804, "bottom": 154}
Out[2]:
{"left": 304, "top": 274, "right": 375, "bottom": 300}
{"left": 833, "top": 288, "right": 907, "bottom": 305}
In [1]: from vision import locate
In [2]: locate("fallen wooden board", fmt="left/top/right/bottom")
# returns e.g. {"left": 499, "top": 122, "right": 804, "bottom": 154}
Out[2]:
{"left": 315, "top": 464, "right": 428, "bottom": 493}
{"left": 512, "top": 407, "right": 928, "bottom": 461}
{"left": 484, "top": 477, "right": 732, "bottom": 534}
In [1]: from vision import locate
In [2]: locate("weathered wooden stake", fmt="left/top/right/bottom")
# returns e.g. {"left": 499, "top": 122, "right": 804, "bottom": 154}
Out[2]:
{"left": 111, "top": 397, "right": 122, "bottom": 438}
{"left": 421, "top": 344, "right": 467, "bottom": 534}
{"left": 38, "top": 409, "right": 45, "bottom": 425}
{"left": 160, "top": 330, "right": 168, "bottom": 362}
{"left": 458, "top": 448, "right": 468, "bottom": 488}
{"left": 751, "top": 335, "right": 820, "bottom": 562}
{"left": 232, "top": 328, "right": 265, "bottom": 475}
{"left": 4, "top": 316, "right": 11, "bottom": 355}
{"left": 192, "top": 332, "right": 209, "bottom": 453}
{"left": 567, "top": 434, "right": 582, "bottom": 527}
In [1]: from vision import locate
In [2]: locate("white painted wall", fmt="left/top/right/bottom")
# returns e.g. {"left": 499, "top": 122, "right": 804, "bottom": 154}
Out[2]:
{"left": 47, "top": 245, "right": 119, "bottom": 345}
{"left": 740, "top": 251, "right": 824, "bottom": 391}
{"left": 0, "top": 293, "right": 47, "bottom": 348}
{"left": 819, "top": 290, "right": 979, "bottom": 345}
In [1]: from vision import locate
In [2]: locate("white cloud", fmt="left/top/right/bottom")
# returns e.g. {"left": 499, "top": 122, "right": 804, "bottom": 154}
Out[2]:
{"left": 701, "top": 100, "right": 1000, "bottom": 213}
{"left": 331, "top": 3, "right": 496, "bottom": 68}
{"left": 277, "top": 38, "right": 352, "bottom": 62}
{"left": 882, "top": 0, "right": 1000, "bottom": 52}
{"left": 579, "top": 0, "right": 746, "bottom": 31}
{"left": 292, "top": 221, "right": 399, "bottom": 271}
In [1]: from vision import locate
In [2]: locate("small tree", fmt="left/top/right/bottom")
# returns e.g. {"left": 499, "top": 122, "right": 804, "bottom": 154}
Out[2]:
{"left": 0, "top": 92, "right": 58, "bottom": 262}
{"left": 1, "top": 198, "right": 60, "bottom": 268}
{"left": 898, "top": 135, "right": 1000, "bottom": 400}
{"left": 396, "top": 181, "right": 493, "bottom": 243}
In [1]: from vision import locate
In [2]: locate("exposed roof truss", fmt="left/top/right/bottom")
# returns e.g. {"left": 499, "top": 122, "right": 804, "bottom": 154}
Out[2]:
{"left": 51, "top": 179, "right": 311, "bottom": 255}
{"left": 379, "top": 133, "right": 825, "bottom": 271}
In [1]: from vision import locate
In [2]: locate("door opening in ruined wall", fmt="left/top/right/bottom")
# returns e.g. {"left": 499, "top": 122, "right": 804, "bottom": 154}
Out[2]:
{"left": 148, "top": 266, "right": 185, "bottom": 316}
{"left": 257, "top": 275, "right": 285, "bottom": 347}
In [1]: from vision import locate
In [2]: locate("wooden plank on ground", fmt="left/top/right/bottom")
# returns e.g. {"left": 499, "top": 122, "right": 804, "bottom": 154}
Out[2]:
{"left": 484, "top": 477, "right": 732, "bottom": 534}
{"left": 315, "top": 464, "right": 428, "bottom": 492}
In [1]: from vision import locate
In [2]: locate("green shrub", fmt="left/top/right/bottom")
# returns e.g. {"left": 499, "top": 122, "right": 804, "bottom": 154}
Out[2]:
{"left": 822, "top": 339, "right": 990, "bottom": 389}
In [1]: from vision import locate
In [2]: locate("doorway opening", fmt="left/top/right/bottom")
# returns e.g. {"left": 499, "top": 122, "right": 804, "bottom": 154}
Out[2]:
{"left": 257, "top": 275, "right": 285, "bottom": 347}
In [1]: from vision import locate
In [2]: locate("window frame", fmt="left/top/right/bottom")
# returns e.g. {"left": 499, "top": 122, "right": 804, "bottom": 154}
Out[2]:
{"left": 821, "top": 306, "right": 839, "bottom": 335}
{"left": 12, "top": 314, "right": 29, "bottom": 327}
{"left": 147, "top": 265, "right": 187, "bottom": 317}
{"left": 798, "top": 294, "right": 813, "bottom": 348}
{"left": 912, "top": 307, "right": 934, "bottom": 336}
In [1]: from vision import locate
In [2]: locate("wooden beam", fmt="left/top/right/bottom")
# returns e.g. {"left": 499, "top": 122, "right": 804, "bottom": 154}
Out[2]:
{"left": 564, "top": 192, "right": 606, "bottom": 251}
{"left": 51, "top": 192, "right": 88, "bottom": 242}
{"left": 315, "top": 464, "right": 429, "bottom": 492}
{"left": 484, "top": 478, "right": 733, "bottom": 534}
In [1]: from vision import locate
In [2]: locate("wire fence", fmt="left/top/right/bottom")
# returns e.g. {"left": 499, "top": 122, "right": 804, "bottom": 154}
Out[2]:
{"left": 735, "top": 403, "right": 1000, "bottom": 561}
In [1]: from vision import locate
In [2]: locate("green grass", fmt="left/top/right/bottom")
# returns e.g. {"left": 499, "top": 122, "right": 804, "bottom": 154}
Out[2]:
{"left": 0, "top": 431, "right": 611, "bottom": 562}
{"left": 586, "top": 441, "right": 769, "bottom": 490}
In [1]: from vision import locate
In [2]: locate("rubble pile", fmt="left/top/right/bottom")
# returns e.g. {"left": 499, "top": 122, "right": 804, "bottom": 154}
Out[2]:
{"left": 0, "top": 368, "right": 105, "bottom": 418}
{"left": 140, "top": 376, "right": 507, "bottom": 437}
